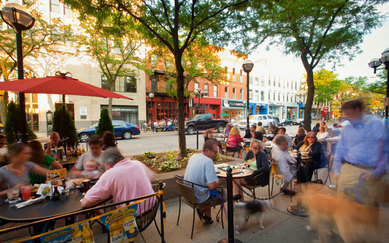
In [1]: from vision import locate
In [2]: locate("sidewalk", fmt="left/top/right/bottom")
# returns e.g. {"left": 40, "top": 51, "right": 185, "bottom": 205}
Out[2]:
{"left": 94, "top": 186, "right": 325, "bottom": 243}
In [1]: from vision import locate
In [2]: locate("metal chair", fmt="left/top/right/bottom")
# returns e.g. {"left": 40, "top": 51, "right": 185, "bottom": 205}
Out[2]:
{"left": 242, "top": 164, "right": 271, "bottom": 200}
{"left": 175, "top": 176, "right": 224, "bottom": 239}
{"left": 270, "top": 160, "right": 284, "bottom": 196}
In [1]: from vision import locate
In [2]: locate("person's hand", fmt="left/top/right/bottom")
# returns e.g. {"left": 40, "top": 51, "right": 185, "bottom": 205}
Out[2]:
{"left": 13, "top": 183, "right": 26, "bottom": 189}
{"left": 361, "top": 173, "right": 376, "bottom": 181}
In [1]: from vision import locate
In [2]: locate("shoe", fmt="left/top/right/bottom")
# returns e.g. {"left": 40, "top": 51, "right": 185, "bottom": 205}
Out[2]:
{"left": 202, "top": 215, "right": 213, "bottom": 224}
{"left": 196, "top": 209, "right": 204, "bottom": 221}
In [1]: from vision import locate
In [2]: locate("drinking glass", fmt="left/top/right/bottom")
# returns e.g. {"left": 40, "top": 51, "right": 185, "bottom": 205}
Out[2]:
{"left": 21, "top": 185, "right": 31, "bottom": 201}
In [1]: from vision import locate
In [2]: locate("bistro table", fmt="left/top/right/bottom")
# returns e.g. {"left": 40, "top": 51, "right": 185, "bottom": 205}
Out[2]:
{"left": 215, "top": 163, "right": 254, "bottom": 243}
{"left": 0, "top": 191, "right": 84, "bottom": 222}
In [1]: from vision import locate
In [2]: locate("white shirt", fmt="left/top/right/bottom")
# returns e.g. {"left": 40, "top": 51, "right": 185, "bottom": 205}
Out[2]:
{"left": 317, "top": 132, "right": 329, "bottom": 141}
{"left": 271, "top": 145, "right": 296, "bottom": 183}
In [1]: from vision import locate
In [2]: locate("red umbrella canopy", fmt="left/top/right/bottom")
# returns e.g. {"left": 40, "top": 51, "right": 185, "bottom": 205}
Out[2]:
{"left": 0, "top": 75, "right": 133, "bottom": 100}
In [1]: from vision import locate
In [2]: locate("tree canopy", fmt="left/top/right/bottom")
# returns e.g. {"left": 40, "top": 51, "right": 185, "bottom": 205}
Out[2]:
{"left": 65, "top": 0, "right": 248, "bottom": 157}
{"left": 240, "top": 0, "right": 384, "bottom": 130}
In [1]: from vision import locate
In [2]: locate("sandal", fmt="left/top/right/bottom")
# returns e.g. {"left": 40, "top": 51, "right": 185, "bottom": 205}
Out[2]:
{"left": 202, "top": 215, "right": 213, "bottom": 224}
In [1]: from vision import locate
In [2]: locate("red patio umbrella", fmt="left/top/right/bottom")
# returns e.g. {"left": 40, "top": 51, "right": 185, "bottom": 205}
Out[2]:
{"left": 0, "top": 74, "right": 133, "bottom": 100}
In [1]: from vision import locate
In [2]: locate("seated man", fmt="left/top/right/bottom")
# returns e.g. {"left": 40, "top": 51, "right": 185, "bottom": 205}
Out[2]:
{"left": 271, "top": 134, "right": 297, "bottom": 194}
{"left": 44, "top": 132, "right": 65, "bottom": 162}
{"left": 70, "top": 136, "right": 104, "bottom": 178}
{"left": 277, "top": 127, "right": 293, "bottom": 147}
{"left": 81, "top": 148, "right": 154, "bottom": 209}
{"left": 184, "top": 140, "right": 225, "bottom": 224}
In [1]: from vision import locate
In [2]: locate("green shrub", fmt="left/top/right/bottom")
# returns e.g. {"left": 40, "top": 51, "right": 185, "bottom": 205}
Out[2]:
{"left": 52, "top": 106, "right": 78, "bottom": 148}
{"left": 4, "top": 101, "right": 36, "bottom": 144}
{"left": 96, "top": 108, "right": 113, "bottom": 138}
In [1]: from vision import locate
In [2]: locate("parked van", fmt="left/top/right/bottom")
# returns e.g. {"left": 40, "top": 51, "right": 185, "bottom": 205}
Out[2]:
{"left": 249, "top": 115, "right": 274, "bottom": 127}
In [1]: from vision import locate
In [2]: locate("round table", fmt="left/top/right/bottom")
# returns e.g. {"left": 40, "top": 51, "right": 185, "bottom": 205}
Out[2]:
{"left": 216, "top": 165, "right": 253, "bottom": 243}
{"left": 0, "top": 190, "right": 84, "bottom": 222}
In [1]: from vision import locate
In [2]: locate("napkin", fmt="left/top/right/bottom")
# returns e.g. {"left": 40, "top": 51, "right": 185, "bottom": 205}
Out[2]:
{"left": 14, "top": 196, "right": 46, "bottom": 209}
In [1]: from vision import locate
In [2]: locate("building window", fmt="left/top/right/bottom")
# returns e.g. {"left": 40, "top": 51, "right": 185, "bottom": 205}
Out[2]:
{"left": 268, "top": 92, "right": 271, "bottom": 101}
{"left": 213, "top": 85, "right": 218, "bottom": 97}
{"left": 194, "top": 82, "right": 199, "bottom": 91}
{"left": 225, "top": 87, "right": 229, "bottom": 99}
{"left": 233, "top": 68, "right": 236, "bottom": 82}
{"left": 249, "top": 89, "right": 253, "bottom": 101}
{"left": 50, "top": 0, "right": 60, "bottom": 13}
{"left": 255, "top": 90, "right": 259, "bottom": 101}
{"left": 240, "top": 69, "right": 243, "bottom": 82}
{"left": 204, "top": 84, "right": 209, "bottom": 96}
{"left": 101, "top": 75, "right": 137, "bottom": 93}
{"left": 102, "top": 105, "right": 138, "bottom": 125}
{"left": 64, "top": 4, "right": 72, "bottom": 16}
{"left": 240, "top": 88, "right": 244, "bottom": 100}
{"left": 261, "top": 91, "right": 264, "bottom": 101}
{"left": 232, "top": 87, "right": 236, "bottom": 99}
{"left": 273, "top": 92, "right": 275, "bottom": 101}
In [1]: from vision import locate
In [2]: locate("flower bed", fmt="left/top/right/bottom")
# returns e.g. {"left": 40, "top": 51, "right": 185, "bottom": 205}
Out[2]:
{"left": 133, "top": 148, "right": 234, "bottom": 172}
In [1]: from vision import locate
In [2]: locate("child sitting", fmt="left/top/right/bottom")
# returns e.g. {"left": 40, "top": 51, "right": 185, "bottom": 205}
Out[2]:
{"left": 82, "top": 160, "right": 101, "bottom": 179}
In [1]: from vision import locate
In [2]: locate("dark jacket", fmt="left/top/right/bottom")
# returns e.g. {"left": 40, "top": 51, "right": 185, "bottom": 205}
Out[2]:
{"left": 244, "top": 150, "right": 269, "bottom": 186}
{"left": 297, "top": 141, "right": 322, "bottom": 163}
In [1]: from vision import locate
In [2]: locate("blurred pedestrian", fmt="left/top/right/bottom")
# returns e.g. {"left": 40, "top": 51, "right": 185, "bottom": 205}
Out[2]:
{"left": 334, "top": 99, "right": 389, "bottom": 205}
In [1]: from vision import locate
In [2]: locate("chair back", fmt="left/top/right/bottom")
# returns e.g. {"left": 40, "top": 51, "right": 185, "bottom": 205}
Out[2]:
{"left": 175, "top": 176, "right": 196, "bottom": 205}
{"left": 271, "top": 160, "right": 280, "bottom": 175}
{"left": 135, "top": 182, "right": 165, "bottom": 232}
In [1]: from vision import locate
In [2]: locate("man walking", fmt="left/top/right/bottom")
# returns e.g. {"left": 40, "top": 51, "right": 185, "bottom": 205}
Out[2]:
{"left": 334, "top": 99, "right": 388, "bottom": 205}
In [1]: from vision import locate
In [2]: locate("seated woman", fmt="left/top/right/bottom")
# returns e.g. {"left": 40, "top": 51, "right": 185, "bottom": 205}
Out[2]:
{"left": 226, "top": 127, "right": 244, "bottom": 157}
{"left": 271, "top": 134, "right": 297, "bottom": 193}
{"left": 0, "top": 143, "right": 49, "bottom": 197}
{"left": 224, "top": 123, "right": 232, "bottom": 138}
{"left": 102, "top": 131, "right": 117, "bottom": 151}
{"left": 296, "top": 132, "right": 322, "bottom": 182}
{"left": 28, "top": 140, "right": 63, "bottom": 184}
{"left": 244, "top": 125, "right": 256, "bottom": 139}
{"left": 233, "top": 139, "right": 269, "bottom": 201}
{"left": 316, "top": 125, "right": 329, "bottom": 141}
{"left": 292, "top": 127, "right": 306, "bottom": 149}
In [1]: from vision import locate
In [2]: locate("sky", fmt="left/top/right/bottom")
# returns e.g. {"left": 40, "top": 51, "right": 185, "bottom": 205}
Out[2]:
{"left": 248, "top": 3, "right": 389, "bottom": 82}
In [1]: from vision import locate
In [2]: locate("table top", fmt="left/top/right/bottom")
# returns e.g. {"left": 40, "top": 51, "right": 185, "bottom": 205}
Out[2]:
{"left": 289, "top": 152, "right": 312, "bottom": 160}
{"left": 215, "top": 164, "right": 254, "bottom": 179}
{"left": 0, "top": 190, "right": 83, "bottom": 222}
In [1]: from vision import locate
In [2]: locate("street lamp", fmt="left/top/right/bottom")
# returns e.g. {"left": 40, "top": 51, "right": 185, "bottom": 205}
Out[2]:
{"left": 1, "top": 3, "right": 35, "bottom": 142}
{"left": 148, "top": 92, "right": 154, "bottom": 131}
{"left": 243, "top": 59, "right": 254, "bottom": 136}
{"left": 368, "top": 47, "right": 389, "bottom": 120}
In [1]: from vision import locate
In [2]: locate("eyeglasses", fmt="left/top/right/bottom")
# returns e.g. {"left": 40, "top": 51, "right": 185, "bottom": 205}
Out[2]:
{"left": 308, "top": 136, "right": 316, "bottom": 139}
{"left": 252, "top": 146, "right": 261, "bottom": 150}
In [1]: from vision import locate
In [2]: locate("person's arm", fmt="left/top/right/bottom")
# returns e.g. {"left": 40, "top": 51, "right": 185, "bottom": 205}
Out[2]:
{"left": 51, "top": 160, "right": 63, "bottom": 169}
{"left": 44, "top": 142, "right": 52, "bottom": 155}
{"left": 31, "top": 164, "right": 50, "bottom": 176}
{"left": 208, "top": 181, "right": 219, "bottom": 190}
{"left": 369, "top": 139, "right": 387, "bottom": 178}
{"left": 81, "top": 197, "right": 105, "bottom": 208}
{"left": 333, "top": 130, "right": 347, "bottom": 176}
{"left": 82, "top": 174, "right": 111, "bottom": 208}
{"left": 255, "top": 152, "right": 269, "bottom": 175}
{"left": 70, "top": 154, "right": 85, "bottom": 178}
{"left": 0, "top": 183, "right": 26, "bottom": 197}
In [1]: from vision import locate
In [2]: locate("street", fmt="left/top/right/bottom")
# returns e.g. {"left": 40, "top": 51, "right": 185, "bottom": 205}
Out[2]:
{"left": 116, "top": 124, "right": 305, "bottom": 156}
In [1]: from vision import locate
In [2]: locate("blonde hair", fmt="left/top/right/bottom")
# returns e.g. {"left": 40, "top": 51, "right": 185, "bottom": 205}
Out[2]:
{"left": 250, "top": 139, "right": 262, "bottom": 150}
{"left": 297, "top": 127, "right": 306, "bottom": 137}
{"left": 230, "top": 127, "right": 240, "bottom": 136}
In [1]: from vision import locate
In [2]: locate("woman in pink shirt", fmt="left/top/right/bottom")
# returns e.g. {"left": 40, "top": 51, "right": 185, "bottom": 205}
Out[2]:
{"left": 226, "top": 127, "right": 244, "bottom": 157}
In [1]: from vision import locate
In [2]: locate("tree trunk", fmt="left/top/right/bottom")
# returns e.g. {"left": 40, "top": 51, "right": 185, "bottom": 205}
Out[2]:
{"left": 175, "top": 54, "right": 187, "bottom": 158}
{"left": 0, "top": 92, "right": 8, "bottom": 124}
{"left": 302, "top": 55, "right": 314, "bottom": 132}
{"left": 108, "top": 97, "right": 113, "bottom": 119}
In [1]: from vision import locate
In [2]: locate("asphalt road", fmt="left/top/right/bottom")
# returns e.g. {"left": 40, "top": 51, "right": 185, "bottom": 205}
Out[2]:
{"left": 116, "top": 124, "right": 303, "bottom": 156}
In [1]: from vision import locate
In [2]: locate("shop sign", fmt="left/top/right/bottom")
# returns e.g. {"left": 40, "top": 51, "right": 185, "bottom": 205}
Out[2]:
{"left": 223, "top": 100, "right": 245, "bottom": 108}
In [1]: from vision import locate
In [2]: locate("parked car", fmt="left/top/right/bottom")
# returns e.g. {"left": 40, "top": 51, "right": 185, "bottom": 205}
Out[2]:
{"left": 269, "top": 116, "right": 280, "bottom": 125}
{"left": 292, "top": 119, "right": 304, "bottom": 125}
{"left": 78, "top": 120, "right": 140, "bottom": 142}
{"left": 249, "top": 115, "right": 273, "bottom": 127}
{"left": 233, "top": 119, "right": 247, "bottom": 130}
{"left": 279, "top": 119, "right": 294, "bottom": 126}
{"left": 185, "top": 113, "right": 228, "bottom": 135}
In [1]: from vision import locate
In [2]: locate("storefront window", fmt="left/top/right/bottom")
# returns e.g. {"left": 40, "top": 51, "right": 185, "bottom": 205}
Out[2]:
{"left": 102, "top": 105, "right": 138, "bottom": 125}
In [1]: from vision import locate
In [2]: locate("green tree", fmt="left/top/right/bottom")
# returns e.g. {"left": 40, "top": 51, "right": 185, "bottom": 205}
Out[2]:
{"left": 52, "top": 106, "right": 78, "bottom": 148}
{"left": 66, "top": 0, "right": 248, "bottom": 157}
{"left": 242, "top": 0, "right": 383, "bottom": 131}
{"left": 75, "top": 14, "right": 142, "bottom": 117}
{"left": 366, "top": 70, "right": 387, "bottom": 95}
{"left": 4, "top": 101, "right": 36, "bottom": 144}
{"left": 0, "top": 0, "right": 72, "bottom": 123}
{"left": 96, "top": 108, "right": 114, "bottom": 138}
{"left": 145, "top": 43, "right": 226, "bottom": 99}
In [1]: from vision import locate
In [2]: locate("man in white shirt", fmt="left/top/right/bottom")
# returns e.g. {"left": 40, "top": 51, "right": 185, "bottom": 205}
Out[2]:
{"left": 70, "top": 136, "right": 104, "bottom": 177}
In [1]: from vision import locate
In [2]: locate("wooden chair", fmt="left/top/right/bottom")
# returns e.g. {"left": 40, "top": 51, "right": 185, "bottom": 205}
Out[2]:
{"left": 242, "top": 163, "right": 272, "bottom": 200}
{"left": 175, "top": 176, "right": 224, "bottom": 239}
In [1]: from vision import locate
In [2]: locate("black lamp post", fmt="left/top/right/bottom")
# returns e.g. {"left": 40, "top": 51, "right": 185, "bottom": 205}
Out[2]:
{"left": 243, "top": 59, "right": 254, "bottom": 137}
{"left": 369, "top": 47, "right": 389, "bottom": 120}
{"left": 1, "top": 3, "right": 35, "bottom": 142}
{"left": 149, "top": 92, "right": 154, "bottom": 131}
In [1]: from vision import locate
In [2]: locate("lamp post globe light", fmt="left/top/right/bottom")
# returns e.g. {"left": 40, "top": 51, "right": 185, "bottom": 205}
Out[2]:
{"left": 148, "top": 92, "right": 154, "bottom": 130}
{"left": 243, "top": 59, "right": 254, "bottom": 136}
{"left": 369, "top": 47, "right": 389, "bottom": 120}
{"left": 1, "top": 3, "right": 35, "bottom": 142}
